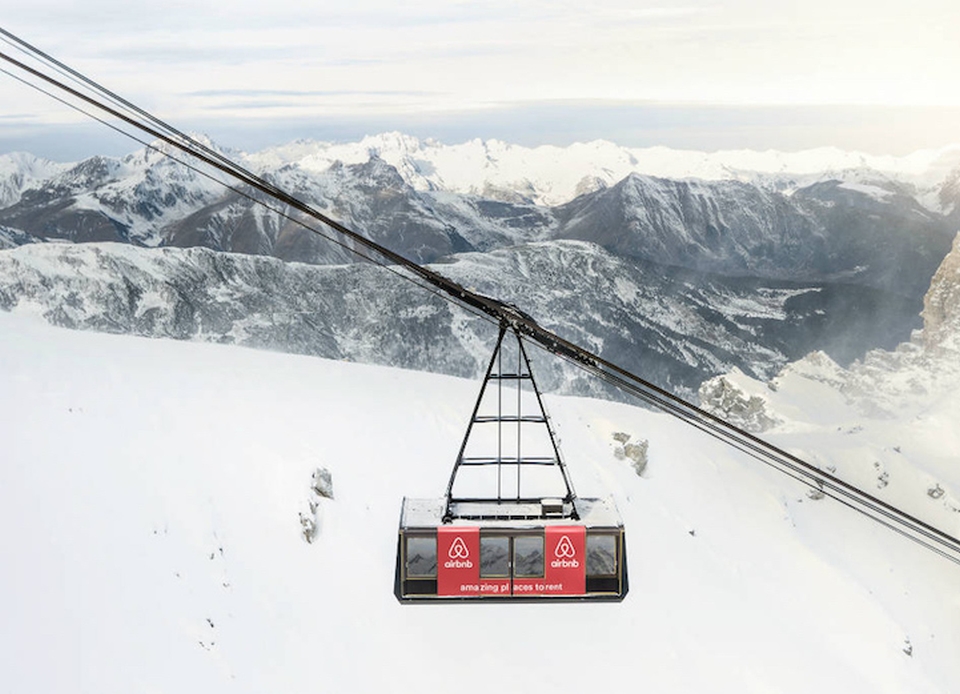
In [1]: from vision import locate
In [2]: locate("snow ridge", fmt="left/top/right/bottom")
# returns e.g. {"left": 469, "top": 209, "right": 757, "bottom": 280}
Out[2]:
{"left": 245, "top": 132, "right": 960, "bottom": 208}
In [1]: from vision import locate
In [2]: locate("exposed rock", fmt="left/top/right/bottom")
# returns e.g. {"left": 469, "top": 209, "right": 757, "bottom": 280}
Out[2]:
{"left": 720, "top": 232, "right": 960, "bottom": 420}
{"left": 300, "top": 467, "right": 334, "bottom": 544}
{"left": 0, "top": 225, "right": 42, "bottom": 250}
{"left": 698, "top": 373, "right": 780, "bottom": 433}
{"left": 2, "top": 138, "right": 957, "bottom": 401}
{"left": 612, "top": 433, "right": 648, "bottom": 475}
{"left": 311, "top": 467, "right": 334, "bottom": 500}
{"left": 624, "top": 441, "right": 649, "bottom": 476}
{"left": 2, "top": 144, "right": 954, "bottom": 307}
{"left": 921, "top": 232, "right": 960, "bottom": 353}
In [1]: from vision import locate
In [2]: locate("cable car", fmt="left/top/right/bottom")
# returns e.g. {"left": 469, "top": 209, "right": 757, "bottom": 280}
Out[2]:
{"left": 395, "top": 322, "right": 628, "bottom": 602}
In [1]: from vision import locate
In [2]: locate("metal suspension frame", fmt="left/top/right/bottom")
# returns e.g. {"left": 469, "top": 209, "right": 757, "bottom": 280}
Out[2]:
{"left": 443, "top": 323, "right": 578, "bottom": 521}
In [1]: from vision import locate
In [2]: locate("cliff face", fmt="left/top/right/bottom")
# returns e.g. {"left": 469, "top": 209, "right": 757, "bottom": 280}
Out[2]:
{"left": 922, "top": 232, "right": 960, "bottom": 353}
{"left": 700, "top": 230, "right": 960, "bottom": 427}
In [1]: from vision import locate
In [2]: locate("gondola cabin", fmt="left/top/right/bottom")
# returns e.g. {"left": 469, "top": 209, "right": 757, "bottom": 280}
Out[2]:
{"left": 396, "top": 497, "right": 627, "bottom": 601}
{"left": 395, "top": 322, "right": 629, "bottom": 602}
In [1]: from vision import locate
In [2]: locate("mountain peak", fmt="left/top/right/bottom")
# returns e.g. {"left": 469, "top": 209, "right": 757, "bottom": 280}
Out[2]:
{"left": 358, "top": 131, "right": 424, "bottom": 156}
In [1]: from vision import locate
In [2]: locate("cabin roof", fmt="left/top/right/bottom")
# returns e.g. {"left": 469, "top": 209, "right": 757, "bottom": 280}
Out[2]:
{"left": 399, "top": 496, "right": 624, "bottom": 529}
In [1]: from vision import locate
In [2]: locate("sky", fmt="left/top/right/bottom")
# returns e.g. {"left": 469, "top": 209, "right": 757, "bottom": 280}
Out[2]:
{"left": 0, "top": 0, "right": 958, "bottom": 159}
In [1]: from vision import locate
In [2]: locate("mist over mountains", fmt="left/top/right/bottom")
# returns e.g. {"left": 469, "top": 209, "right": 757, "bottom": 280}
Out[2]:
{"left": 1, "top": 133, "right": 957, "bottom": 396}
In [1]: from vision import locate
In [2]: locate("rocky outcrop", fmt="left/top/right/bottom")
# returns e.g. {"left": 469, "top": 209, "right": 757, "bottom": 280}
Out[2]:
{"left": 697, "top": 372, "right": 781, "bottom": 433}
{"left": 922, "top": 232, "right": 960, "bottom": 353}
{"left": 0, "top": 225, "right": 42, "bottom": 250}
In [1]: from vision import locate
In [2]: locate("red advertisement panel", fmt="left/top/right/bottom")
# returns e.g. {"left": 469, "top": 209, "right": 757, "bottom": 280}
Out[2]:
{"left": 545, "top": 526, "right": 586, "bottom": 594}
{"left": 437, "top": 526, "right": 586, "bottom": 597}
{"left": 437, "top": 526, "right": 480, "bottom": 596}
{"left": 513, "top": 526, "right": 586, "bottom": 596}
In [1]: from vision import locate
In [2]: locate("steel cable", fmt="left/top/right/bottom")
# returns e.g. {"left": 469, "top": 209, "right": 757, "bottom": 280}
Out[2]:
{"left": 1, "top": 30, "right": 958, "bottom": 565}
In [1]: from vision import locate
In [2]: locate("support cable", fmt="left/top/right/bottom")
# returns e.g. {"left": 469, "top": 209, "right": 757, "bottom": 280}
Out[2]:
{"left": 1, "top": 32, "right": 958, "bottom": 565}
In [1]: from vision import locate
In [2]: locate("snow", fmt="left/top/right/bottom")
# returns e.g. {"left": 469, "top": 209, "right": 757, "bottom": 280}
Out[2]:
{"left": 704, "top": 346, "right": 960, "bottom": 526}
{"left": 838, "top": 182, "right": 896, "bottom": 201}
{"left": 243, "top": 132, "right": 960, "bottom": 207}
{"left": 2, "top": 311, "right": 958, "bottom": 693}
{"left": 0, "top": 151, "right": 69, "bottom": 208}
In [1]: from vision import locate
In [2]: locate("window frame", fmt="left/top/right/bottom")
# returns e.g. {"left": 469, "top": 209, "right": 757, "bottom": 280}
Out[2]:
{"left": 513, "top": 532, "right": 545, "bottom": 579}
{"left": 585, "top": 531, "right": 619, "bottom": 578}
{"left": 404, "top": 533, "right": 438, "bottom": 579}
{"left": 479, "top": 533, "right": 512, "bottom": 578}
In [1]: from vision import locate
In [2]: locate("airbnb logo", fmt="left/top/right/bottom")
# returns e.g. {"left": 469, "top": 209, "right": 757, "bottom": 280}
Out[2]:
{"left": 448, "top": 537, "right": 470, "bottom": 559}
{"left": 554, "top": 535, "right": 576, "bottom": 558}
{"left": 550, "top": 534, "right": 580, "bottom": 568}
{"left": 444, "top": 536, "right": 474, "bottom": 568}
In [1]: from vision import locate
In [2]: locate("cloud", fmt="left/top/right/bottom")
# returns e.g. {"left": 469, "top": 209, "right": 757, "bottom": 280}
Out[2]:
{"left": 2, "top": 0, "right": 958, "bottom": 159}
{"left": 89, "top": 42, "right": 301, "bottom": 65}
{"left": 0, "top": 112, "right": 41, "bottom": 121}
{"left": 185, "top": 89, "right": 437, "bottom": 98}
{"left": 2, "top": 100, "right": 959, "bottom": 162}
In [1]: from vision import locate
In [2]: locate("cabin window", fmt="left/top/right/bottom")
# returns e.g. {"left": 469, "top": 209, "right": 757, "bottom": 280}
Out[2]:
{"left": 406, "top": 535, "right": 437, "bottom": 578}
{"left": 513, "top": 535, "right": 544, "bottom": 577}
{"left": 586, "top": 533, "right": 618, "bottom": 576}
{"left": 480, "top": 535, "right": 511, "bottom": 577}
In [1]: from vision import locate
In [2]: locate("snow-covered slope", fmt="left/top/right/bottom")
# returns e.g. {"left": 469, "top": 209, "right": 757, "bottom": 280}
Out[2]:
{"left": 554, "top": 172, "right": 953, "bottom": 297}
{"left": 0, "top": 151, "right": 67, "bottom": 208}
{"left": 1, "top": 308, "right": 958, "bottom": 693}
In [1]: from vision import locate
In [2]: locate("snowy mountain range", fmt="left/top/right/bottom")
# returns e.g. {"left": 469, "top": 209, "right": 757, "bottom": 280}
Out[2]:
{"left": 0, "top": 239, "right": 926, "bottom": 398}
{"left": 3, "top": 133, "right": 958, "bottom": 259}
{"left": 1, "top": 133, "right": 958, "bottom": 395}
{"left": 245, "top": 132, "right": 960, "bottom": 209}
